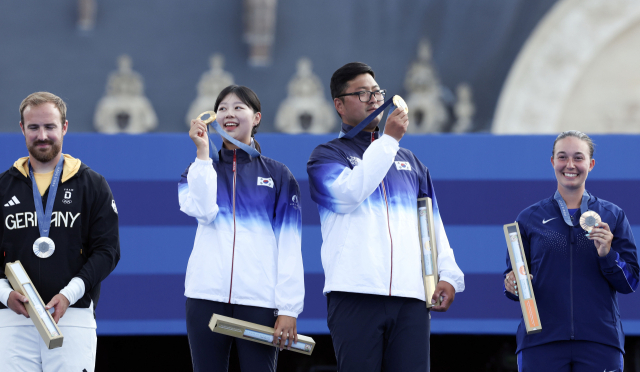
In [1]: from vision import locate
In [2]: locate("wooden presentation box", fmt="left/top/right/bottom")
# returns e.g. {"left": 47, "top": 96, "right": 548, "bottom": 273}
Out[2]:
{"left": 5, "top": 260, "right": 64, "bottom": 349}
{"left": 417, "top": 197, "right": 440, "bottom": 308}
{"left": 209, "top": 313, "right": 315, "bottom": 355}
{"left": 503, "top": 223, "right": 542, "bottom": 334}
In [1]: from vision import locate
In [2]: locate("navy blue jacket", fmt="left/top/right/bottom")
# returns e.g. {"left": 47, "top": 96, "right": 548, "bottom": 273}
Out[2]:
{"left": 504, "top": 192, "right": 638, "bottom": 353}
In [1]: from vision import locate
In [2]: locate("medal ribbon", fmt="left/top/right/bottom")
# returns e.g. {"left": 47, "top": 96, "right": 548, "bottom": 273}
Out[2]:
{"left": 28, "top": 156, "right": 64, "bottom": 238}
{"left": 554, "top": 190, "right": 590, "bottom": 227}
{"left": 339, "top": 97, "right": 399, "bottom": 139}
{"left": 207, "top": 120, "right": 261, "bottom": 163}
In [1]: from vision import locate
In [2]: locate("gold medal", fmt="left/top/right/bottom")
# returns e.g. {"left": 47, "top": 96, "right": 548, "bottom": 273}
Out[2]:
{"left": 579, "top": 211, "right": 601, "bottom": 231}
{"left": 392, "top": 95, "right": 409, "bottom": 114}
{"left": 197, "top": 111, "right": 217, "bottom": 124}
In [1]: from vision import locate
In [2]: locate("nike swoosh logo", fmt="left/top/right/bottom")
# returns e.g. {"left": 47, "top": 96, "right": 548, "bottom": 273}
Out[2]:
{"left": 542, "top": 218, "right": 558, "bottom": 224}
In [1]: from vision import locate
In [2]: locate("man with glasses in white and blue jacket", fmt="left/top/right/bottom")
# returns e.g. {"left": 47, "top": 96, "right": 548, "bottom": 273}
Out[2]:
{"left": 307, "top": 62, "right": 465, "bottom": 372}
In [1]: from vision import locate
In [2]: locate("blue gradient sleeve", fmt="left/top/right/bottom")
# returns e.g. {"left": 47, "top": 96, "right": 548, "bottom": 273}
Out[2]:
{"left": 273, "top": 166, "right": 305, "bottom": 317}
{"left": 307, "top": 136, "right": 399, "bottom": 215}
{"left": 307, "top": 159, "right": 350, "bottom": 213}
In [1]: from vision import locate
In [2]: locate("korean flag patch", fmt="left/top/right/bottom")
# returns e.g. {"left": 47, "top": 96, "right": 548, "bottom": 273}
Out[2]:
{"left": 257, "top": 177, "right": 274, "bottom": 188}
{"left": 395, "top": 161, "right": 412, "bottom": 171}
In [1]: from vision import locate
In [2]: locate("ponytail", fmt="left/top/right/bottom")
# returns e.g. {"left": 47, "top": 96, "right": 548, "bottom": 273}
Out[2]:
{"left": 252, "top": 136, "right": 262, "bottom": 153}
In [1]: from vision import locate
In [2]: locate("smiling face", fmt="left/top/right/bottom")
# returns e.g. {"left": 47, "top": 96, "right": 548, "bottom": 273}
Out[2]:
{"left": 334, "top": 73, "right": 383, "bottom": 131}
{"left": 20, "top": 102, "right": 68, "bottom": 165}
{"left": 551, "top": 136, "right": 595, "bottom": 193}
{"left": 216, "top": 93, "right": 261, "bottom": 147}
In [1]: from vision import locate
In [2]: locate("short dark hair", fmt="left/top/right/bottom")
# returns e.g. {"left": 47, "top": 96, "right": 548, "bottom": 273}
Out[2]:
{"left": 330, "top": 62, "right": 375, "bottom": 99}
{"left": 214, "top": 85, "right": 262, "bottom": 152}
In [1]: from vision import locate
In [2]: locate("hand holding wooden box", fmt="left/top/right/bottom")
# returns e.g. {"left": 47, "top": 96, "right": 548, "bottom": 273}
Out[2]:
{"left": 209, "top": 313, "right": 315, "bottom": 355}
{"left": 504, "top": 223, "right": 542, "bottom": 334}
{"left": 5, "top": 260, "right": 64, "bottom": 349}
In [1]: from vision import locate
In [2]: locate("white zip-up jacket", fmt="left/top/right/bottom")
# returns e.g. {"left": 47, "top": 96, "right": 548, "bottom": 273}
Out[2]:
{"left": 178, "top": 148, "right": 304, "bottom": 317}
{"left": 307, "top": 125, "right": 464, "bottom": 300}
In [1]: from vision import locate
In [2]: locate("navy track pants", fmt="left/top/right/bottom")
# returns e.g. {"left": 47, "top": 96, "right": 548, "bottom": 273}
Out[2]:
{"left": 327, "top": 291, "right": 430, "bottom": 372}
{"left": 186, "top": 298, "right": 279, "bottom": 372}
{"left": 517, "top": 340, "right": 623, "bottom": 372}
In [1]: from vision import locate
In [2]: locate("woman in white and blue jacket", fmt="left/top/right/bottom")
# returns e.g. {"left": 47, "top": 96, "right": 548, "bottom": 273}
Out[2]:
{"left": 504, "top": 130, "right": 638, "bottom": 372}
{"left": 178, "top": 85, "right": 304, "bottom": 372}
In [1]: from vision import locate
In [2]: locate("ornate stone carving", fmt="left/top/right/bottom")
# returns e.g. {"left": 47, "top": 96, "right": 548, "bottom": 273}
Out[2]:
{"left": 404, "top": 39, "right": 449, "bottom": 133}
{"left": 77, "top": 0, "right": 96, "bottom": 31}
{"left": 493, "top": 0, "right": 640, "bottom": 134}
{"left": 244, "top": 0, "right": 278, "bottom": 66}
{"left": 186, "top": 54, "right": 234, "bottom": 126}
{"left": 275, "top": 58, "right": 337, "bottom": 134}
{"left": 452, "top": 83, "right": 475, "bottom": 133}
{"left": 94, "top": 55, "right": 158, "bottom": 134}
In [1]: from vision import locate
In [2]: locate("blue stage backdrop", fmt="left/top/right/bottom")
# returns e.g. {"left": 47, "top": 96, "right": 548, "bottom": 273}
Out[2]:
{"left": 2, "top": 133, "right": 640, "bottom": 336}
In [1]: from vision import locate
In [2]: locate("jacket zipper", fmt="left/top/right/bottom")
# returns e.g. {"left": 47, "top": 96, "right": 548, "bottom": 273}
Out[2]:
{"left": 229, "top": 150, "right": 237, "bottom": 303}
{"left": 372, "top": 132, "right": 394, "bottom": 296}
{"left": 382, "top": 180, "right": 393, "bottom": 295}
{"left": 570, "top": 224, "right": 574, "bottom": 339}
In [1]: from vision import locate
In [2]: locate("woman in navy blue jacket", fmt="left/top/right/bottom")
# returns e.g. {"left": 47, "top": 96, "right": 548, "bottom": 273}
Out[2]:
{"left": 504, "top": 130, "right": 638, "bottom": 372}
{"left": 179, "top": 86, "right": 304, "bottom": 372}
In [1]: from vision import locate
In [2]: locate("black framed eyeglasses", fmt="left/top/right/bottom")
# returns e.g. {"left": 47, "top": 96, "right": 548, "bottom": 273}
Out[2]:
{"left": 336, "top": 89, "right": 387, "bottom": 102}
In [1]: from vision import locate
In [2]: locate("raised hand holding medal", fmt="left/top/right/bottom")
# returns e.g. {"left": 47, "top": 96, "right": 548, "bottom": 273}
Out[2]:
{"left": 339, "top": 94, "right": 409, "bottom": 141}
{"left": 553, "top": 191, "right": 612, "bottom": 257}
{"left": 383, "top": 96, "right": 409, "bottom": 142}
{"left": 194, "top": 110, "right": 260, "bottom": 163}
{"left": 189, "top": 113, "right": 211, "bottom": 161}
{"left": 582, "top": 212, "right": 613, "bottom": 257}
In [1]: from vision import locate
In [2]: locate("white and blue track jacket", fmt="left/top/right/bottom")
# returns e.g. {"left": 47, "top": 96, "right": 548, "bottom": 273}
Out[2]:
{"left": 307, "top": 124, "right": 464, "bottom": 301}
{"left": 504, "top": 192, "right": 639, "bottom": 353}
{"left": 178, "top": 147, "right": 304, "bottom": 318}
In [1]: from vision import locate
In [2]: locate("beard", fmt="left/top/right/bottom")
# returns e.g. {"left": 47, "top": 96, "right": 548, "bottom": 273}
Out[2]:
{"left": 27, "top": 138, "right": 62, "bottom": 163}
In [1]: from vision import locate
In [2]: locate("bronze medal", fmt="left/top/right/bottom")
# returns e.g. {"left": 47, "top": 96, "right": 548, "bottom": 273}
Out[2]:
{"left": 579, "top": 210, "right": 601, "bottom": 231}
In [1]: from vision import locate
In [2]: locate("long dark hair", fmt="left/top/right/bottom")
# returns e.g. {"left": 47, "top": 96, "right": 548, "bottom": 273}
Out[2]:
{"left": 214, "top": 85, "right": 262, "bottom": 153}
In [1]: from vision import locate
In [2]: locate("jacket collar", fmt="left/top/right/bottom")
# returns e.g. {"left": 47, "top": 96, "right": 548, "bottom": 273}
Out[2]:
{"left": 550, "top": 190, "right": 594, "bottom": 207}
{"left": 550, "top": 190, "right": 595, "bottom": 225}
{"left": 341, "top": 122, "right": 380, "bottom": 145}
{"left": 13, "top": 154, "right": 82, "bottom": 183}
{"left": 219, "top": 146, "right": 255, "bottom": 164}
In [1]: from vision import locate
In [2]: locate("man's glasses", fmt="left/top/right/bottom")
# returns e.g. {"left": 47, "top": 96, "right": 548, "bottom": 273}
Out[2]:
{"left": 336, "top": 89, "right": 387, "bottom": 102}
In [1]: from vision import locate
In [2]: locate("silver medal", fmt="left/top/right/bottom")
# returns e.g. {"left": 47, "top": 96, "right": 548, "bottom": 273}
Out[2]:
{"left": 33, "top": 237, "right": 56, "bottom": 258}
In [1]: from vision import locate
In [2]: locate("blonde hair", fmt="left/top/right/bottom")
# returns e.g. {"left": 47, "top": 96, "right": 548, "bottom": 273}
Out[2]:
{"left": 20, "top": 92, "right": 67, "bottom": 125}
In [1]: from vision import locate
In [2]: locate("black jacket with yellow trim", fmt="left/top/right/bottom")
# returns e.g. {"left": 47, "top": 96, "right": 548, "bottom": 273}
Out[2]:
{"left": 0, "top": 154, "right": 120, "bottom": 311}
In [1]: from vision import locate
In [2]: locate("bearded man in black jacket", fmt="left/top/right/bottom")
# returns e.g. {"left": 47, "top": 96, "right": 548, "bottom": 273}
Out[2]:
{"left": 0, "top": 92, "right": 120, "bottom": 372}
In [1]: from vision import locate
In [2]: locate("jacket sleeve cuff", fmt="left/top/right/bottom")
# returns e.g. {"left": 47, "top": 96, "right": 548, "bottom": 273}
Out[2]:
{"left": 0, "top": 279, "right": 12, "bottom": 307}
{"left": 194, "top": 157, "right": 213, "bottom": 165}
{"left": 379, "top": 134, "right": 400, "bottom": 147}
{"left": 598, "top": 249, "right": 620, "bottom": 272}
{"left": 277, "top": 310, "right": 299, "bottom": 318}
{"left": 59, "top": 277, "right": 86, "bottom": 306}
{"left": 439, "top": 276, "right": 464, "bottom": 293}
